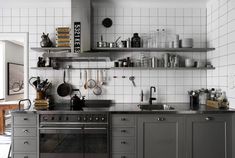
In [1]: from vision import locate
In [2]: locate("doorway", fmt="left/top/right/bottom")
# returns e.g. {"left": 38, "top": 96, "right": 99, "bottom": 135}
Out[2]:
{"left": 0, "top": 33, "right": 29, "bottom": 158}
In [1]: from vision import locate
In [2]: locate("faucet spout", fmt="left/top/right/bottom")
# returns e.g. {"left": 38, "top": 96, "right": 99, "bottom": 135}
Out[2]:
{"left": 149, "top": 86, "right": 156, "bottom": 104}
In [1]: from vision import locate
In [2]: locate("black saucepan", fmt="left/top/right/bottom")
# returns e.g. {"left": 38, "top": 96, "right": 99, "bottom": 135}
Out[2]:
{"left": 57, "top": 70, "right": 72, "bottom": 97}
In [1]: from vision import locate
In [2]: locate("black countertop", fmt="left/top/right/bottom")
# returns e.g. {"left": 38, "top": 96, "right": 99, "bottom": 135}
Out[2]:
{"left": 12, "top": 103, "right": 235, "bottom": 115}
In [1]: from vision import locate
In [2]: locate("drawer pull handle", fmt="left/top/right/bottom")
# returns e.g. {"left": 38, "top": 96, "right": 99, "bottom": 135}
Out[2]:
{"left": 24, "top": 156, "right": 29, "bottom": 158}
{"left": 205, "top": 117, "right": 213, "bottom": 121}
{"left": 121, "top": 141, "right": 126, "bottom": 144}
{"left": 23, "top": 118, "right": 28, "bottom": 120}
{"left": 121, "top": 130, "right": 126, "bottom": 133}
{"left": 121, "top": 118, "right": 126, "bottom": 121}
{"left": 121, "top": 156, "right": 126, "bottom": 158}
{"left": 157, "top": 117, "right": 165, "bottom": 121}
{"left": 24, "top": 141, "right": 29, "bottom": 145}
{"left": 24, "top": 130, "right": 29, "bottom": 133}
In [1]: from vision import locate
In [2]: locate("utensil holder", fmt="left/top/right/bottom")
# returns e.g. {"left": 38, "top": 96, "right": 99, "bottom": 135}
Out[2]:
{"left": 36, "top": 91, "right": 45, "bottom": 100}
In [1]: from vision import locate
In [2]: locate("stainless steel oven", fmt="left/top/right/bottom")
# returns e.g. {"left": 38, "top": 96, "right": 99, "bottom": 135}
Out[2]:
{"left": 39, "top": 112, "right": 109, "bottom": 158}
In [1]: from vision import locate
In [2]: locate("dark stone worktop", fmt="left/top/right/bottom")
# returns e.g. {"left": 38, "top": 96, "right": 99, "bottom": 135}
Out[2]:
{"left": 12, "top": 103, "right": 235, "bottom": 115}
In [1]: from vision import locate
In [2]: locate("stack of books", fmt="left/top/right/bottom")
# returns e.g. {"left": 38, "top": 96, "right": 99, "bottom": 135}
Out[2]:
{"left": 56, "top": 27, "right": 71, "bottom": 47}
{"left": 34, "top": 99, "right": 49, "bottom": 110}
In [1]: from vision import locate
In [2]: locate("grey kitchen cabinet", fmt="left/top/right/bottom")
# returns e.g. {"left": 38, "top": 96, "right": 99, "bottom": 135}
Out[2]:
{"left": 186, "top": 114, "right": 232, "bottom": 158}
{"left": 12, "top": 112, "right": 38, "bottom": 158}
{"left": 111, "top": 114, "right": 136, "bottom": 158}
{"left": 137, "top": 115, "right": 185, "bottom": 158}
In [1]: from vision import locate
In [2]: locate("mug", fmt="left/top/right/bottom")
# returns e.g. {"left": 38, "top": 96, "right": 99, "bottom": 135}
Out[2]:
{"left": 185, "top": 58, "right": 194, "bottom": 67}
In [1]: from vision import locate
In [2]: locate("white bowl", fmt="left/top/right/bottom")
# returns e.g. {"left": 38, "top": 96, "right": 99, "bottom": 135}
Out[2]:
{"left": 182, "top": 38, "right": 193, "bottom": 48}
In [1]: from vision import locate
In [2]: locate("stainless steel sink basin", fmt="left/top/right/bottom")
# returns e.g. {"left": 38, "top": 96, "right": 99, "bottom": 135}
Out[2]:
{"left": 137, "top": 104, "right": 175, "bottom": 110}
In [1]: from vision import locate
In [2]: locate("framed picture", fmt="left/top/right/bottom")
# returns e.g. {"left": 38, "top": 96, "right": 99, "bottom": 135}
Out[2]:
{"left": 7, "top": 62, "right": 24, "bottom": 95}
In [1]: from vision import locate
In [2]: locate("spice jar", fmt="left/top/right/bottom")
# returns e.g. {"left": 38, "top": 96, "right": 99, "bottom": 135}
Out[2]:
{"left": 131, "top": 33, "right": 141, "bottom": 47}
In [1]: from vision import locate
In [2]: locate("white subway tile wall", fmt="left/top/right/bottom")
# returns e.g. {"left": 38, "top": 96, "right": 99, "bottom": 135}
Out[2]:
{"left": 207, "top": 0, "right": 235, "bottom": 108}
{"left": 90, "top": 7, "right": 208, "bottom": 104}
{"left": 0, "top": 7, "right": 71, "bottom": 102}
{"left": 0, "top": 6, "right": 209, "bottom": 106}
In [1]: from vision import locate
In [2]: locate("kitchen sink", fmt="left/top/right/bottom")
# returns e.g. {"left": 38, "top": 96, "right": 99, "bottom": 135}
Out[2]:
{"left": 137, "top": 103, "right": 175, "bottom": 110}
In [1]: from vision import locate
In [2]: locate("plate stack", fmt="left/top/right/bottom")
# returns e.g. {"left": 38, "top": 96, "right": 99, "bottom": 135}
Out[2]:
{"left": 56, "top": 27, "right": 71, "bottom": 47}
{"left": 34, "top": 99, "right": 49, "bottom": 110}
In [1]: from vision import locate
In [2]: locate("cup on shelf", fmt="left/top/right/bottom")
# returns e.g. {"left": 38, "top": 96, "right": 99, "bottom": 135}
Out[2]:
{"left": 196, "top": 61, "right": 205, "bottom": 68}
{"left": 185, "top": 58, "right": 194, "bottom": 67}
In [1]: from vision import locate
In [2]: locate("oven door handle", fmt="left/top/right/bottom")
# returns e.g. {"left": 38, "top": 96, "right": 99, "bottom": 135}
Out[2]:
{"left": 83, "top": 127, "right": 107, "bottom": 130}
{"left": 39, "top": 127, "right": 83, "bottom": 130}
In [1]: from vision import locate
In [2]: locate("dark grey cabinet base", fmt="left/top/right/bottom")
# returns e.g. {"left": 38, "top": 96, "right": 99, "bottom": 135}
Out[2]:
{"left": 137, "top": 115, "right": 184, "bottom": 158}
{"left": 186, "top": 115, "right": 232, "bottom": 158}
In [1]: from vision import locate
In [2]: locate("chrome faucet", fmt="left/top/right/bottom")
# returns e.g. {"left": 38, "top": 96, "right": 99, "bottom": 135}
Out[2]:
{"left": 149, "top": 86, "right": 156, "bottom": 104}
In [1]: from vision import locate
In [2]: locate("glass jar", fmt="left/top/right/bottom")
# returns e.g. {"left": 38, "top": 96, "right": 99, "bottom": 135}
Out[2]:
{"left": 131, "top": 33, "right": 141, "bottom": 47}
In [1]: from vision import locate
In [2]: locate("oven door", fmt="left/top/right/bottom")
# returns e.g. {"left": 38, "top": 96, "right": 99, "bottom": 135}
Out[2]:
{"left": 39, "top": 124, "right": 109, "bottom": 158}
{"left": 83, "top": 124, "right": 109, "bottom": 158}
{"left": 39, "top": 124, "right": 84, "bottom": 158}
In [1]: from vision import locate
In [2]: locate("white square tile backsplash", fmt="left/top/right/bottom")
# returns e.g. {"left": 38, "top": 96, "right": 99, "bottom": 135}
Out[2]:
{"left": 207, "top": 0, "right": 235, "bottom": 108}
{"left": 0, "top": 3, "right": 212, "bottom": 107}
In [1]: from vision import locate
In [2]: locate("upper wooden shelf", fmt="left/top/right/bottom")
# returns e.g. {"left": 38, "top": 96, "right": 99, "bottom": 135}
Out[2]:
{"left": 91, "top": 48, "right": 215, "bottom": 52}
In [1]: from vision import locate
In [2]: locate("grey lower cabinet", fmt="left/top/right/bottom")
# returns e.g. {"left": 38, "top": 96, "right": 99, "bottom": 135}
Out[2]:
{"left": 12, "top": 112, "right": 38, "bottom": 158}
{"left": 137, "top": 115, "right": 185, "bottom": 158}
{"left": 111, "top": 114, "right": 136, "bottom": 158}
{"left": 186, "top": 114, "right": 232, "bottom": 158}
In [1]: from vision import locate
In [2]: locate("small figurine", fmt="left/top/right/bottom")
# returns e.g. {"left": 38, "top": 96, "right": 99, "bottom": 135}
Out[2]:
{"left": 40, "top": 32, "right": 53, "bottom": 47}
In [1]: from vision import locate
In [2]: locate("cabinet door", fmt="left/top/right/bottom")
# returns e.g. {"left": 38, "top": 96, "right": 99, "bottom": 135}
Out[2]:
{"left": 137, "top": 115, "right": 184, "bottom": 158}
{"left": 186, "top": 115, "right": 231, "bottom": 158}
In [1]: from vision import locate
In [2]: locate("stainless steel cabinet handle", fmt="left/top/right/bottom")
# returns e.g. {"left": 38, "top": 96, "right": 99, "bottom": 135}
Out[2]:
{"left": 205, "top": 117, "right": 213, "bottom": 121}
{"left": 121, "top": 141, "right": 126, "bottom": 144}
{"left": 157, "top": 117, "right": 165, "bottom": 121}
{"left": 121, "top": 118, "right": 126, "bottom": 121}
{"left": 121, "top": 156, "right": 126, "bottom": 158}
{"left": 121, "top": 129, "right": 126, "bottom": 133}
{"left": 24, "top": 141, "right": 29, "bottom": 145}
{"left": 23, "top": 118, "right": 28, "bottom": 120}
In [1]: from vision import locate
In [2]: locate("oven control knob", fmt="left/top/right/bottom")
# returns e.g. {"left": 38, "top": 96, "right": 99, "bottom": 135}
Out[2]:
{"left": 51, "top": 117, "right": 54, "bottom": 121}
{"left": 77, "top": 117, "right": 81, "bottom": 121}
{"left": 101, "top": 117, "right": 105, "bottom": 121}
{"left": 89, "top": 117, "right": 93, "bottom": 121}
{"left": 83, "top": 117, "right": 87, "bottom": 121}
{"left": 95, "top": 117, "right": 99, "bottom": 121}
{"left": 43, "top": 116, "right": 48, "bottom": 121}
{"left": 66, "top": 117, "right": 69, "bottom": 121}
{"left": 59, "top": 117, "right": 62, "bottom": 121}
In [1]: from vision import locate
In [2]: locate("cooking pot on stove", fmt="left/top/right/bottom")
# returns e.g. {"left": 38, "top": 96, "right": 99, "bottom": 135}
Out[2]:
{"left": 70, "top": 89, "right": 85, "bottom": 110}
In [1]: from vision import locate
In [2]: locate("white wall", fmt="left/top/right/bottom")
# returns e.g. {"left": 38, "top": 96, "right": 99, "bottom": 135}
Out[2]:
{"left": 0, "top": 0, "right": 210, "bottom": 109}
{"left": 207, "top": 0, "right": 235, "bottom": 108}
{"left": 3, "top": 41, "right": 24, "bottom": 101}
{"left": 0, "top": 42, "right": 4, "bottom": 99}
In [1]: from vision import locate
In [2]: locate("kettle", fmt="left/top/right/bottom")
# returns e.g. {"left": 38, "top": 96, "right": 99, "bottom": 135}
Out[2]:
{"left": 70, "top": 90, "right": 85, "bottom": 111}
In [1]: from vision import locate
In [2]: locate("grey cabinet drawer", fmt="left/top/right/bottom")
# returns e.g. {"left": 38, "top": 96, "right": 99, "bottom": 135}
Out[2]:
{"left": 112, "top": 115, "right": 135, "bottom": 126}
{"left": 13, "top": 139, "right": 37, "bottom": 152}
{"left": 112, "top": 154, "right": 135, "bottom": 158}
{"left": 112, "top": 138, "right": 135, "bottom": 153}
{"left": 13, "top": 154, "right": 36, "bottom": 158}
{"left": 13, "top": 115, "right": 36, "bottom": 125}
{"left": 13, "top": 128, "right": 37, "bottom": 137}
{"left": 112, "top": 127, "right": 135, "bottom": 137}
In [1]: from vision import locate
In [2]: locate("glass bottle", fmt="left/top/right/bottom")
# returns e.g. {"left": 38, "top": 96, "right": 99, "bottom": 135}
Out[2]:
{"left": 131, "top": 33, "right": 141, "bottom": 47}
{"left": 161, "top": 29, "right": 166, "bottom": 48}
{"left": 155, "top": 29, "right": 160, "bottom": 48}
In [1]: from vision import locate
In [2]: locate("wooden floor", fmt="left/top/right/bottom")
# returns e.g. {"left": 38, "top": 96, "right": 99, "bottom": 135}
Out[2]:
{"left": 0, "top": 127, "right": 11, "bottom": 158}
